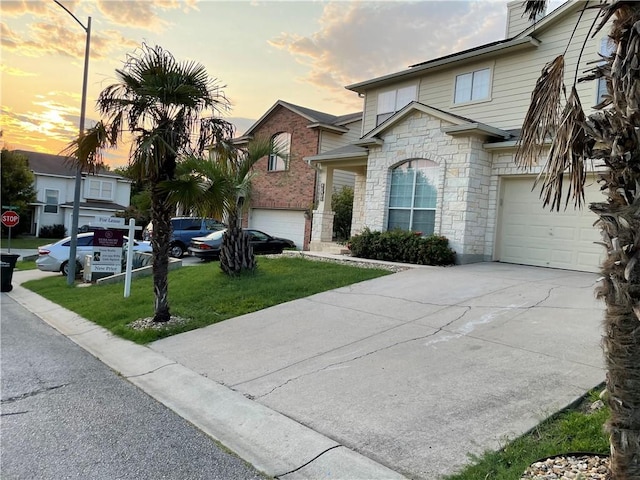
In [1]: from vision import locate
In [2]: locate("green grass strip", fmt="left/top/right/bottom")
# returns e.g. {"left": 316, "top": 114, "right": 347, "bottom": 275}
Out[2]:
{"left": 23, "top": 256, "right": 390, "bottom": 344}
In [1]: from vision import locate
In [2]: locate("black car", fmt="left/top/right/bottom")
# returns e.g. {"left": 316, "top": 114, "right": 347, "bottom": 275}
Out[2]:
{"left": 188, "top": 229, "right": 296, "bottom": 260}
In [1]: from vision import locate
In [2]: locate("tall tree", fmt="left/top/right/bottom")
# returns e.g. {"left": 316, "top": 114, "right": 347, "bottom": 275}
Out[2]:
{"left": 517, "top": 2, "right": 640, "bottom": 477}
{"left": 1, "top": 149, "right": 36, "bottom": 235}
{"left": 166, "top": 136, "right": 277, "bottom": 275}
{"left": 66, "top": 44, "right": 233, "bottom": 322}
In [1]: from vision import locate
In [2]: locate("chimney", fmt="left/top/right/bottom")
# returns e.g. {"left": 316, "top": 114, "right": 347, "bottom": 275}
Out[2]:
{"left": 506, "top": 0, "right": 545, "bottom": 38}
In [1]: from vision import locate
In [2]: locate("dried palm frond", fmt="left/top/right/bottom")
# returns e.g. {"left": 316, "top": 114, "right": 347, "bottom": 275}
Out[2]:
{"left": 523, "top": 0, "right": 546, "bottom": 22}
{"left": 535, "top": 86, "right": 590, "bottom": 211}
{"left": 516, "top": 55, "right": 565, "bottom": 169}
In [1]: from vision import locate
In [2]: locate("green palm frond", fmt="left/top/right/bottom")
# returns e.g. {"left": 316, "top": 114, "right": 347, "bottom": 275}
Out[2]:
{"left": 523, "top": 0, "right": 547, "bottom": 22}
{"left": 61, "top": 121, "right": 115, "bottom": 174}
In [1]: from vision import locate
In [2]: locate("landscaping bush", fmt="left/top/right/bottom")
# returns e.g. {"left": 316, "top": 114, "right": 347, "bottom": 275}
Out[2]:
{"left": 39, "top": 224, "right": 66, "bottom": 239}
{"left": 348, "top": 228, "right": 455, "bottom": 266}
{"left": 332, "top": 186, "right": 353, "bottom": 242}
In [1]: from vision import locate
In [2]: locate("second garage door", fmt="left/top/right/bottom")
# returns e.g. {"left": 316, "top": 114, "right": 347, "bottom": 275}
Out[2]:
{"left": 497, "top": 176, "right": 603, "bottom": 272}
{"left": 249, "top": 209, "right": 305, "bottom": 250}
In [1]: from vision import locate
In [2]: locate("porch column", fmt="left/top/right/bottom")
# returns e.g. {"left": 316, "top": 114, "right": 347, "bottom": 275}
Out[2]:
{"left": 311, "top": 165, "right": 334, "bottom": 242}
{"left": 350, "top": 169, "right": 367, "bottom": 235}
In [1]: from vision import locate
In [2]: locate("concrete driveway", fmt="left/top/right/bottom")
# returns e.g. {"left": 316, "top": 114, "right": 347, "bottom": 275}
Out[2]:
{"left": 150, "top": 262, "right": 606, "bottom": 479}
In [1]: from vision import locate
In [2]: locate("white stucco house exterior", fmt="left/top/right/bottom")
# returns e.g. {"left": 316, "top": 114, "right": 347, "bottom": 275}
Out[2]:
{"left": 307, "top": 0, "right": 608, "bottom": 272}
{"left": 15, "top": 150, "right": 131, "bottom": 237}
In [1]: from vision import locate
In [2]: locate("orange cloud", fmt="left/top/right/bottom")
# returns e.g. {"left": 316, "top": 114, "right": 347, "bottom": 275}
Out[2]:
{"left": 1, "top": 65, "right": 37, "bottom": 77}
{"left": 269, "top": 1, "right": 508, "bottom": 96}
{"left": 95, "top": 0, "right": 198, "bottom": 31}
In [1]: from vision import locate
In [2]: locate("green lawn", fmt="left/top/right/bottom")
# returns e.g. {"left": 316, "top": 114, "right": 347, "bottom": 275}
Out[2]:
{"left": 1, "top": 236, "right": 57, "bottom": 249}
{"left": 23, "top": 256, "right": 391, "bottom": 343}
{"left": 15, "top": 259, "right": 38, "bottom": 271}
{"left": 443, "top": 388, "right": 609, "bottom": 479}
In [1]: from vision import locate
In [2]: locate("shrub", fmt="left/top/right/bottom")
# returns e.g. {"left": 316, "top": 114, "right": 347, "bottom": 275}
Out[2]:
{"left": 332, "top": 186, "right": 353, "bottom": 242}
{"left": 40, "top": 224, "right": 66, "bottom": 239}
{"left": 348, "top": 228, "right": 455, "bottom": 266}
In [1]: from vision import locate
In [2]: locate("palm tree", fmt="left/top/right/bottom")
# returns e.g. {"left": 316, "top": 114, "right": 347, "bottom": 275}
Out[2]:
{"left": 517, "top": 2, "right": 640, "bottom": 477}
{"left": 167, "top": 136, "right": 278, "bottom": 275}
{"left": 65, "top": 44, "right": 233, "bottom": 322}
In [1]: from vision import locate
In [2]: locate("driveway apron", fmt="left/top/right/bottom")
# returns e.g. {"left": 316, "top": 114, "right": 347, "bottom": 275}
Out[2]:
{"left": 150, "top": 262, "right": 605, "bottom": 479}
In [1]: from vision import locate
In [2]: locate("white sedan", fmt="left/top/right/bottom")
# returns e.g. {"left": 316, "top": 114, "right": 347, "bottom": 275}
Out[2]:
{"left": 36, "top": 232, "right": 152, "bottom": 275}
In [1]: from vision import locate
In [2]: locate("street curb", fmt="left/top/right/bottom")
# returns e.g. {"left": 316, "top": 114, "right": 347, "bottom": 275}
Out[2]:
{"left": 5, "top": 281, "right": 408, "bottom": 480}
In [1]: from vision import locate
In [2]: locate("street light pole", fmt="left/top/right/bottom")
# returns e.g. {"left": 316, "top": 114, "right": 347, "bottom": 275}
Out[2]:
{"left": 54, "top": 1, "right": 91, "bottom": 285}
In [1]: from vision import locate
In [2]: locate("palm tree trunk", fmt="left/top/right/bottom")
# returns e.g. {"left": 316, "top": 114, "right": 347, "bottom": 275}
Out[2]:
{"left": 219, "top": 212, "right": 256, "bottom": 276}
{"left": 150, "top": 183, "right": 172, "bottom": 322}
{"left": 594, "top": 178, "right": 640, "bottom": 480}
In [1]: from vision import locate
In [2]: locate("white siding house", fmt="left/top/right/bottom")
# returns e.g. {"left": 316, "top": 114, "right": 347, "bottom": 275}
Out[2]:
{"left": 307, "top": 0, "right": 608, "bottom": 272}
{"left": 16, "top": 150, "right": 131, "bottom": 237}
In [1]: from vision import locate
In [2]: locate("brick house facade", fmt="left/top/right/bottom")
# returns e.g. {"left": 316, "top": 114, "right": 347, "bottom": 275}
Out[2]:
{"left": 235, "top": 100, "right": 360, "bottom": 250}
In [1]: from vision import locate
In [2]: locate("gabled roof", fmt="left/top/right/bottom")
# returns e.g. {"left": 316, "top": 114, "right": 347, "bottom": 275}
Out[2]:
{"left": 14, "top": 150, "right": 126, "bottom": 179}
{"left": 345, "top": 1, "right": 585, "bottom": 93}
{"left": 354, "top": 102, "right": 512, "bottom": 146}
{"left": 233, "top": 100, "right": 362, "bottom": 142}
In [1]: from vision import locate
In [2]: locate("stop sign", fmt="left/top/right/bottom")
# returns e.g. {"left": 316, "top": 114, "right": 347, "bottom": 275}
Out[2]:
{"left": 1, "top": 210, "right": 19, "bottom": 228}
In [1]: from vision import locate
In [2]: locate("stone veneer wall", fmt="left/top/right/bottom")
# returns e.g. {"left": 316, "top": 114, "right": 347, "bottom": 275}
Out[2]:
{"left": 363, "top": 111, "right": 494, "bottom": 264}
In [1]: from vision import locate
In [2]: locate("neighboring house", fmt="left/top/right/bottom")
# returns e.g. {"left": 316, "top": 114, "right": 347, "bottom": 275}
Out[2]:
{"left": 307, "top": 0, "right": 608, "bottom": 272}
{"left": 15, "top": 150, "right": 131, "bottom": 237}
{"left": 233, "top": 100, "right": 361, "bottom": 250}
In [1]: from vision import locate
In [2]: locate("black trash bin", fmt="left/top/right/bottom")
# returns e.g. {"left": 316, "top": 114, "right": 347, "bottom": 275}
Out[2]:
{"left": 1, "top": 254, "right": 20, "bottom": 292}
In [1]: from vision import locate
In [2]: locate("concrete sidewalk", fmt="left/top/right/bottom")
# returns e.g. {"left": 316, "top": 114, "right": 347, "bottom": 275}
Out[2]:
{"left": 5, "top": 261, "right": 605, "bottom": 479}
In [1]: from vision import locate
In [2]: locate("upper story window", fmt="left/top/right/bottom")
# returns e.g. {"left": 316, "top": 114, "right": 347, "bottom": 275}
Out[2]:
{"left": 454, "top": 68, "right": 491, "bottom": 104}
{"left": 597, "top": 37, "right": 615, "bottom": 103}
{"left": 268, "top": 132, "right": 291, "bottom": 172}
{"left": 85, "top": 179, "right": 114, "bottom": 201}
{"left": 387, "top": 159, "right": 438, "bottom": 235}
{"left": 377, "top": 85, "right": 417, "bottom": 125}
{"left": 44, "top": 189, "right": 59, "bottom": 214}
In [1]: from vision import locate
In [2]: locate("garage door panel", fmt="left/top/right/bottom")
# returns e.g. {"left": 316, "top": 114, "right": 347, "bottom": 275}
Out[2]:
{"left": 250, "top": 209, "right": 304, "bottom": 250}
{"left": 498, "top": 177, "right": 602, "bottom": 272}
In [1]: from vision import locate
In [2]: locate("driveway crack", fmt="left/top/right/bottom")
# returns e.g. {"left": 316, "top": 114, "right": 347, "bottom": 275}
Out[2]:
{"left": 274, "top": 445, "right": 342, "bottom": 479}
{"left": 1, "top": 384, "right": 67, "bottom": 404}
{"left": 253, "top": 307, "right": 472, "bottom": 399}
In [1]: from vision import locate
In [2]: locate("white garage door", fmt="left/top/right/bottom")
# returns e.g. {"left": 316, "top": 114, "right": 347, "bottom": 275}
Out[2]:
{"left": 249, "top": 209, "right": 305, "bottom": 249}
{"left": 497, "top": 176, "right": 603, "bottom": 272}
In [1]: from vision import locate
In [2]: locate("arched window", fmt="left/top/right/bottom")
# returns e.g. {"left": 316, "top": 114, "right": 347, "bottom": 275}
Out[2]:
{"left": 387, "top": 159, "right": 438, "bottom": 234}
{"left": 268, "top": 132, "right": 291, "bottom": 172}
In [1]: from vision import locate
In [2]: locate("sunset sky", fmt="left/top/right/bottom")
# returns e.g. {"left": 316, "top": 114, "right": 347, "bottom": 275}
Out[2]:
{"left": 1, "top": 0, "right": 563, "bottom": 167}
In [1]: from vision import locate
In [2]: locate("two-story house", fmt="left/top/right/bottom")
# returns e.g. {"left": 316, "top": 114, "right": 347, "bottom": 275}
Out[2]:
{"left": 308, "top": 0, "right": 608, "bottom": 272}
{"left": 233, "top": 100, "right": 360, "bottom": 250}
{"left": 15, "top": 150, "right": 131, "bottom": 237}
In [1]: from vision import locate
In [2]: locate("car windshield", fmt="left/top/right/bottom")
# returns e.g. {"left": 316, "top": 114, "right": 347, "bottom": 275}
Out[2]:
{"left": 204, "top": 219, "right": 224, "bottom": 230}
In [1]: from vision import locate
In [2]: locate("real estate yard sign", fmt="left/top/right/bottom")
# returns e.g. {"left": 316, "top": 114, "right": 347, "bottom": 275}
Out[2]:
{"left": 92, "top": 229, "right": 123, "bottom": 273}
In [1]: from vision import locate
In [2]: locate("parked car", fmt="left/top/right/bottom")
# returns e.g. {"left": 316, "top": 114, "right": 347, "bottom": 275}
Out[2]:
{"left": 142, "top": 217, "right": 225, "bottom": 258}
{"left": 36, "top": 232, "right": 152, "bottom": 276}
{"left": 188, "top": 229, "right": 296, "bottom": 261}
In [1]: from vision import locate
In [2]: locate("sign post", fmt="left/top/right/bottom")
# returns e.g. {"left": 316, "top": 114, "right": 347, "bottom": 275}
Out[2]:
{"left": 1, "top": 210, "right": 20, "bottom": 253}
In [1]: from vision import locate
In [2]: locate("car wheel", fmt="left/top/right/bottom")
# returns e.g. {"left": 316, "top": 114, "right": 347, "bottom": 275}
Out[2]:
{"left": 169, "top": 243, "right": 185, "bottom": 258}
{"left": 61, "top": 261, "right": 83, "bottom": 277}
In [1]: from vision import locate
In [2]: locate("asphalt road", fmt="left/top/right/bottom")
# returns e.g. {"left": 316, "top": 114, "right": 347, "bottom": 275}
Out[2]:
{"left": 0, "top": 294, "right": 266, "bottom": 480}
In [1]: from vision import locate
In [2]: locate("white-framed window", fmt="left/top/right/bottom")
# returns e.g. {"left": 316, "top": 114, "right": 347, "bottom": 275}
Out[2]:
{"left": 454, "top": 68, "right": 491, "bottom": 104}
{"left": 376, "top": 85, "right": 417, "bottom": 125}
{"left": 597, "top": 37, "right": 615, "bottom": 103}
{"left": 387, "top": 159, "right": 438, "bottom": 234}
{"left": 44, "top": 189, "right": 59, "bottom": 214}
{"left": 85, "top": 179, "right": 114, "bottom": 200}
{"left": 268, "top": 132, "right": 291, "bottom": 172}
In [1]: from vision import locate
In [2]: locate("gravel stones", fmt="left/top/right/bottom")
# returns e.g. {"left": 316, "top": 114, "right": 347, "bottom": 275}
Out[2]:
{"left": 521, "top": 454, "right": 609, "bottom": 479}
